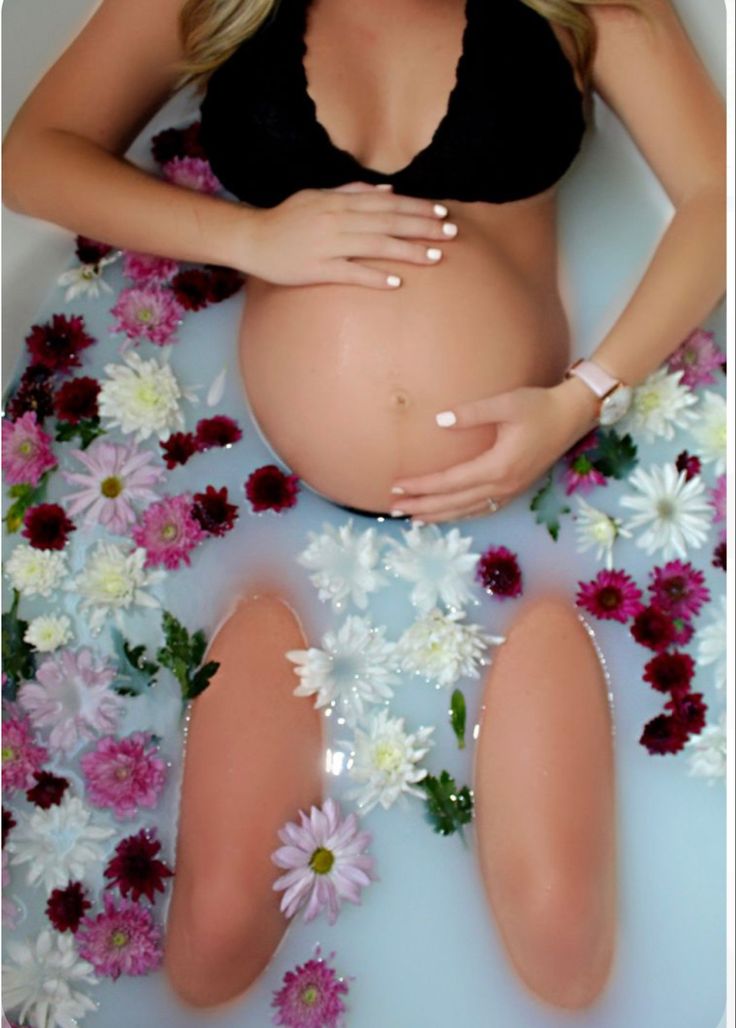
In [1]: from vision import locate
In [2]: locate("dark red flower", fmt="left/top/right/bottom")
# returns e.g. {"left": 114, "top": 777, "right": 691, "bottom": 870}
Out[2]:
{"left": 46, "top": 880, "right": 92, "bottom": 933}
{"left": 205, "top": 265, "right": 245, "bottom": 303}
{"left": 75, "top": 236, "right": 113, "bottom": 265}
{"left": 160, "top": 431, "right": 198, "bottom": 469}
{"left": 25, "top": 313, "right": 96, "bottom": 374}
{"left": 53, "top": 376, "right": 100, "bottom": 423}
{"left": 630, "top": 605, "right": 676, "bottom": 651}
{"left": 665, "top": 690, "right": 707, "bottom": 735}
{"left": 476, "top": 545, "right": 523, "bottom": 598}
{"left": 26, "top": 770, "right": 70, "bottom": 808}
{"left": 5, "top": 364, "right": 55, "bottom": 423}
{"left": 643, "top": 651, "right": 695, "bottom": 693}
{"left": 2, "top": 806, "right": 17, "bottom": 847}
{"left": 191, "top": 484, "right": 239, "bottom": 536}
{"left": 244, "top": 464, "right": 300, "bottom": 512}
{"left": 171, "top": 269, "right": 211, "bottom": 311}
{"left": 639, "top": 713, "right": 689, "bottom": 755}
{"left": 669, "top": 617, "right": 694, "bottom": 646}
{"left": 151, "top": 121, "right": 206, "bottom": 164}
{"left": 674, "top": 450, "right": 702, "bottom": 480}
{"left": 713, "top": 540, "right": 726, "bottom": 571}
{"left": 195, "top": 415, "right": 243, "bottom": 450}
{"left": 21, "top": 503, "right": 76, "bottom": 550}
{"left": 103, "top": 827, "right": 174, "bottom": 903}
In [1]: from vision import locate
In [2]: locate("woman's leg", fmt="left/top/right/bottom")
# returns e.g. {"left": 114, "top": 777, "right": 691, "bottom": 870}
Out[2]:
{"left": 472, "top": 590, "right": 617, "bottom": 1010}
{"left": 162, "top": 583, "right": 325, "bottom": 1009}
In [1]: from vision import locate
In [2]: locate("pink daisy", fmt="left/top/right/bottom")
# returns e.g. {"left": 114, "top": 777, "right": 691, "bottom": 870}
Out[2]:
{"left": 76, "top": 892, "right": 163, "bottom": 979}
{"left": 709, "top": 474, "right": 727, "bottom": 543}
{"left": 60, "top": 438, "right": 165, "bottom": 534}
{"left": 161, "top": 155, "right": 222, "bottom": 194}
{"left": 648, "top": 559, "right": 711, "bottom": 621}
{"left": 17, "top": 648, "right": 124, "bottom": 756}
{"left": 121, "top": 251, "right": 180, "bottom": 286}
{"left": 272, "top": 945, "right": 351, "bottom": 1028}
{"left": 109, "top": 285, "right": 186, "bottom": 347}
{"left": 576, "top": 568, "right": 645, "bottom": 623}
{"left": 1, "top": 410, "right": 57, "bottom": 486}
{"left": 131, "top": 493, "right": 206, "bottom": 569}
{"left": 80, "top": 732, "right": 167, "bottom": 819}
{"left": 2, "top": 703, "right": 49, "bottom": 792}
{"left": 666, "top": 328, "right": 725, "bottom": 389}
{"left": 271, "top": 797, "right": 377, "bottom": 926}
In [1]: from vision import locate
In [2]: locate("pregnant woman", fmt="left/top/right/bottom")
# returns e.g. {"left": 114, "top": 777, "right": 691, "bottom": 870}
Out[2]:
{"left": 2, "top": 0, "right": 725, "bottom": 1014}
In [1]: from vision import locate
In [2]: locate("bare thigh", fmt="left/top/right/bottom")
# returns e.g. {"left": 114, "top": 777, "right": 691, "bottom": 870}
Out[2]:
{"left": 472, "top": 590, "right": 617, "bottom": 1011}
{"left": 163, "top": 579, "right": 325, "bottom": 1010}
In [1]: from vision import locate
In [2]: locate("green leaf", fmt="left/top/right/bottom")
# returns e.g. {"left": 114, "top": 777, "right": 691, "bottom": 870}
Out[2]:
{"left": 529, "top": 473, "right": 570, "bottom": 542}
{"left": 1, "top": 589, "right": 36, "bottom": 698}
{"left": 590, "top": 428, "right": 638, "bottom": 479}
{"left": 54, "top": 417, "right": 106, "bottom": 449}
{"left": 109, "top": 626, "right": 159, "bottom": 696}
{"left": 450, "top": 689, "right": 466, "bottom": 749}
{"left": 420, "top": 770, "right": 474, "bottom": 837}
{"left": 156, "top": 610, "right": 220, "bottom": 703}
{"left": 2, "top": 473, "right": 52, "bottom": 534}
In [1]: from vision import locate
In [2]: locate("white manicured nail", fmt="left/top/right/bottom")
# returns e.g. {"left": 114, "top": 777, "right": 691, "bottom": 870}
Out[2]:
{"left": 376, "top": 183, "right": 393, "bottom": 191}
{"left": 390, "top": 509, "right": 406, "bottom": 518}
{"left": 391, "top": 486, "right": 405, "bottom": 495}
{"left": 442, "top": 222, "right": 458, "bottom": 237}
{"left": 426, "top": 247, "right": 443, "bottom": 261}
{"left": 386, "top": 275, "right": 402, "bottom": 287}
{"left": 436, "top": 410, "right": 456, "bottom": 427}
{"left": 433, "top": 203, "right": 448, "bottom": 217}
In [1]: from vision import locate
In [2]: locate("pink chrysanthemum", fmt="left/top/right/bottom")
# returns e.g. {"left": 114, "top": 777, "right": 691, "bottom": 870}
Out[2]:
{"left": 1, "top": 410, "right": 57, "bottom": 486}
{"left": 271, "top": 796, "right": 377, "bottom": 926}
{"left": 2, "top": 706, "right": 49, "bottom": 792}
{"left": 80, "top": 732, "right": 167, "bottom": 819}
{"left": 109, "top": 285, "right": 186, "bottom": 346}
{"left": 76, "top": 891, "right": 163, "bottom": 979}
{"left": 272, "top": 946, "right": 351, "bottom": 1028}
{"left": 666, "top": 328, "right": 725, "bottom": 389}
{"left": 131, "top": 493, "right": 206, "bottom": 569}
{"left": 648, "top": 559, "right": 710, "bottom": 622}
{"left": 61, "top": 438, "right": 166, "bottom": 534}
{"left": 161, "top": 155, "right": 222, "bottom": 194}
{"left": 709, "top": 474, "right": 727, "bottom": 543}
{"left": 576, "top": 568, "right": 644, "bottom": 622}
{"left": 122, "top": 251, "right": 180, "bottom": 285}
{"left": 562, "top": 432, "right": 607, "bottom": 495}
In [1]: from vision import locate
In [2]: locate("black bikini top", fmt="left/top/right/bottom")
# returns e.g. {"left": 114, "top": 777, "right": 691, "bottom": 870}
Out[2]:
{"left": 198, "top": 0, "right": 587, "bottom": 208}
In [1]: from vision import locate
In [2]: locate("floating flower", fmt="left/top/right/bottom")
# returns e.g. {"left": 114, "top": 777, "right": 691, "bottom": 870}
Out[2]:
{"left": 640, "top": 713, "right": 690, "bottom": 755}
{"left": 384, "top": 521, "right": 480, "bottom": 613}
{"left": 53, "top": 376, "right": 101, "bottom": 423}
{"left": 151, "top": 121, "right": 206, "bottom": 164}
{"left": 46, "top": 880, "right": 93, "bottom": 933}
{"left": 162, "top": 155, "right": 222, "bottom": 194}
{"left": 694, "top": 594, "right": 726, "bottom": 690}
{"left": 297, "top": 519, "right": 389, "bottom": 611}
{"left": 1, "top": 928, "right": 98, "bottom": 1028}
{"left": 617, "top": 366, "right": 698, "bottom": 443}
{"left": 576, "top": 568, "right": 644, "bottom": 623}
{"left": 2, "top": 708, "right": 49, "bottom": 793}
{"left": 25, "top": 313, "right": 96, "bottom": 374}
{"left": 642, "top": 651, "right": 695, "bottom": 693}
{"left": 271, "top": 796, "right": 376, "bottom": 925}
{"left": 562, "top": 430, "right": 608, "bottom": 495}
{"left": 97, "top": 350, "right": 190, "bottom": 442}
{"left": 272, "top": 945, "right": 351, "bottom": 1028}
{"left": 667, "top": 328, "right": 724, "bottom": 389}
{"left": 395, "top": 607, "right": 502, "bottom": 687}
{"left": 684, "top": 710, "right": 726, "bottom": 783}
{"left": 475, "top": 544, "right": 523, "bottom": 598}
{"left": 1, "top": 409, "right": 57, "bottom": 486}
{"left": 5, "top": 364, "right": 55, "bottom": 423}
{"left": 205, "top": 264, "right": 245, "bottom": 302}
{"left": 4, "top": 542, "right": 68, "bottom": 598}
{"left": 23, "top": 612, "right": 74, "bottom": 653}
{"left": 103, "top": 827, "right": 174, "bottom": 903}
{"left": 131, "top": 492, "right": 206, "bottom": 569}
{"left": 709, "top": 474, "right": 727, "bottom": 542}
{"left": 194, "top": 414, "right": 242, "bottom": 449}
{"left": 160, "top": 430, "right": 198, "bottom": 468}
{"left": 665, "top": 690, "right": 707, "bottom": 735}
{"left": 571, "top": 495, "right": 631, "bottom": 570}
{"left": 675, "top": 450, "right": 702, "bottom": 480}
{"left": 619, "top": 462, "right": 711, "bottom": 561}
{"left": 80, "top": 732, "right": 167, "bottom": 818}
{"left": 21, "top": 502, "right": 76, "bottom": 550}
{"left": 121, "top": 251, "right": 180, "bottom": 285}
{"left": 712, "top": 539, "right": 726, "bottom": 571}
{"left": 109, "top": 285, "right": 186, "bottom": 347}
{"left": 17, "top": 647, "right": 123, "bottom": 756}
{"left": 191, "top": 484, "right": 239, "bottom": 536}
{"left": 57, "top": 253, "right": 118, "bottom": 302}
{"left": 245, "top": 464, "right": 300, "bottom": 512}
{"left": 630, "top": 605, "right": 677, "bottom": 652}
{"left": 26, "top": 770, "right": 70, "bottom": 809}
{"left": 648, "top": 559, "right": 710, "bottom": 621}
{"left": 689, "top": 391, "right": 726, "bottom": 475}
{"left": 76, "top": 891, "right": 163, "bottom": 980}
{"left": 68, "top": 540, "right": 166, "bottom": 634}
{"left": 287, "top": 615, "right": 400, "bottom": 727}
{"left": 171, "top": 268, "right": 211, "bottom": 310}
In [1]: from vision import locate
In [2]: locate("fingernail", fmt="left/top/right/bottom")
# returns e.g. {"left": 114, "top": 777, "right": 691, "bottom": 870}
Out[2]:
{"left": 433, "top": 203, "right": 448, "bottom": 217}
{"left": 442, "top": 222, "right": 458, "bottom": 237}
{"left": 391, "top": 509, "right": 406, "bottom": 518}
{"left": 436, "top": 410, "right": 456, "bottom": 427}
{"left": 386, "top": 275, "right": 402, "bottom": 288}
{"left": 426, "top": 247, "right": 443, "bottom": 261}
{"left": 391, "top": 486, "right": 406, "bottom": 495}
{"left": 376, "top": 183, "right": 393, "bottom": 191}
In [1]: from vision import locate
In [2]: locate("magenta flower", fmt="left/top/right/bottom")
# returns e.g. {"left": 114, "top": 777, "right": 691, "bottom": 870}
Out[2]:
{"left": 76, "top": 891, "right": 163, "bottom": 979}
{"left": 666, "top": 328, "right": 724, "bottom": 389}
{"left": 109, "top": 285, "right": 186, "bottom": 347}
{"left": 60, "top": 438, "right": 165, "bottom": 534}
{"left": 562, "top": 432, "right": 608, "bottom": 495}
{"left": 80, "top": 732, "right": 167, "bottom": 819}
{"left": 272, "top": 945, "right": 351, "bottom": 1028}
{"left": 271, "top": 797, "right": 377, "bottom": 926}
{"left": 121, "top": 251, "right": 180, "bottom": 285}
{"left": 576, "top": 568, "right": 645, "bottom": 623}
{"left": 131, "top": 493, "right": 206, "bottom": 569}
{"left": 1, "top": 410, "right": 57, "bottom": 486}
{"left": 648, "top": 559, "right": 710, "bottom": 622}
{"left": 161, "top": 155, "right": 222, "bottom": 194}
{"left": 1, "top": 704, "right": 49, "bottom": 792}
{"left": 709, "top": 474, "right": 727, "bottom": 542}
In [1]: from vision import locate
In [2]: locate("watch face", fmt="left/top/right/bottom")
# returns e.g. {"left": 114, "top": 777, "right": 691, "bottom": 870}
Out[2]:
{"left": 599, "top": 385, "right": 633, "bottom": 426}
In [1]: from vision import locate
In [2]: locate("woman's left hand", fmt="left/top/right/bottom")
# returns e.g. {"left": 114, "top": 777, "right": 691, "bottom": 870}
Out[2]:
{"left": 389, "top": 382, "right": 598, "bottom": 524}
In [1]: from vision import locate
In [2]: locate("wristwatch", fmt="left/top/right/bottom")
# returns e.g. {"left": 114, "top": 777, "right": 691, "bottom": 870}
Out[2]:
{"left": 564, "top": 358, "right": 633, "bottom": 427}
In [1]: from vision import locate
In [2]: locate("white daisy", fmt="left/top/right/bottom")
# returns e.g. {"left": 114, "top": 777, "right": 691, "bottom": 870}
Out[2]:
{"left": 689, "top": 390, "right": 727, "bottom": 476}
{"left": 5, "top": 543, "right": 69, "bottom": 598}
{"left": 2, "top": 928, "right": 98, "bottom": 1028}
{"left": 694, "top": 593, "right": 727, "bottom": 690}
{"left": 67, "top": 540, "right": 166, "bottom": 635}
{"left": 684, "top": 709, "right": 726, "bottom": 784}
{"left": 618, "top": 462, "right": 711, "bottom": 560}
{"left": 57, "top": 252, "right": 120, "bottom": 302}
{"left": 571, "top": 495, "right": 632, "bottom": 570}
{"left": 617, "top": 366, "right": 698, "bottom": 443}
{"left": 338, "top": 708, "right": 435, "bottom": 814}
{"left": 23, "top": 613, "right": 74, "bottom": 652}
{"left": 286, "top": 614, "right": 400, "bottom": 726}
{"left": 5, "top": 793, "right": 116, "bottom": 892}
{"left": 395, "top": 607, "right": 503, "bottom": 687}
{"left": 296, "top": 518, "right": 389, "bottom": 611}
{"left": 383, "top": 521, "right": 480, "bottom": 613}
{"left": 97, "top": 350, "right": 195, "bottom": 442}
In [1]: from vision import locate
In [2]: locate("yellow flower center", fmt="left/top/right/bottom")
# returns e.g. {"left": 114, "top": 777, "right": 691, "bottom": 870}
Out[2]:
{"left": 161, "top": 523, "right": 178, "bottom": 541}
{"left": 309, "top": 847, "right": 334, "bottom": 874}
{"left": 115, "top": 767, "right": 130, "bottom": 780}
{"left": 657, "top": 499, "right": 675, "bottom": 519}
{"left": 100, "top": 476, "right": 123, "bottom": 498}
{"left": 373, "top": 741, "right": 403, "bottom": 773}
{"left": 2, "top": 746, "right": 16, "bottom": 761}
{"left": 18, "top": 440, "right": 34, "bottom": 456}
{"left": 137, "top": 307, "right": 154, "bottom": 323}
{"left": 111, "top": 931, "right": 128, "bottom": 947}
{"left": 301, "top": 984, "right": 319, "bottom": 1006}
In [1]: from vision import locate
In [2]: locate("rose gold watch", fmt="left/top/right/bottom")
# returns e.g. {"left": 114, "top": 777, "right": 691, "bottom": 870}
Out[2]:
{"left": 564, "top": 358, "right": 633, "bottom": 427}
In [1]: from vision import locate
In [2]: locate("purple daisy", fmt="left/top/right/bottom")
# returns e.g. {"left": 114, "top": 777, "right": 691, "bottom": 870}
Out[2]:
{"left": 272, "top": 945, "right": 351, "bottom": 1028}
{"left": 1, "top": 703, "right": 49, "bottom": 793}
{"left": 76, "top": 891, "right": 163, "bottom": 979}
{"left": 161, "top": 155, "right": 222, "bottom": 194}
{"left": 271, "top": 797, "right": 377, "bottom": 926}
{"left": 80, "top": 731, "right": 167, "bottom": 819}
{"left": 131, "top": 493, "right": 206, "bottom": 569}
{"left": 109, "top": 285, "right": 186, "bottom": 347}
{"left": 648, "top": 559, "right": 710, "bottom": 622}
{"left": 666, "top": 328, "right": 725, "bottom": 389}
{"left": 1, "top": 409, "right": 57, "bottom": 486}
{"left": 576, "top": 568, "right": 644, "bottom": 622}
{"left": 122, "top": 251, "right": 180, "bottom": 286}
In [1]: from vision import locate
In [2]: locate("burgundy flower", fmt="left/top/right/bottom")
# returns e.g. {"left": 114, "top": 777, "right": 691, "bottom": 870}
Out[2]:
{"left": 2, "top": 807, "right": 17, "bottom": 847}
{"left": 674, "top": 450, "right": 702, "bottom": 480}
{"left": 75, "top": 236, "right": 113, "bottom": 265}
{"left": 205, "top": 265, "right": 245, "bottom": 303}
{"left": 244, "top": 464, "right": 300, "bottom": 512}
{"left": 475, "top": 544, "right": 523, "bottom": 598}
{"left": 53, "top": 376, "right": 101, "bottom": 423}
{"left": 648, "top": 560, "right": 710, "bottom": 622}
{"left": 642, "top": 651, "right": 695, "bottom": 693}
{"left": 191, "top": 484, "right": 239, "bottom": 536}
{"left": 26, "top": 770, "right": 70, "bottom": 808}
{"left": 630, "top": 606, "right": 677, "bottom": 652}
{"left": 712, "top": 540, "right": 726, "bottom": 571}
{"left": 665, "top": 690, "right": 707, "bottom": 735}
{"left": 639, "top": 713, "right": 690, "bottom": 755}
{"left": 669, "top": 617, "right": 694, "bottom": 646}
{"left": 151, "top": 121, "right": 206, "bottom": 164}
{"left": 195, "top": 415, "right": 243, "bottom": 450}
{"left": 103, "top": 827, "right": 174, "bottom": 903}
{"left": 5, "top": 365, "right": 55, "bottom": 423}
{"left": 160, "top": 431, "right": 198, "bottom": 469}
{"left": 21, "top": 503, "right": 76, "bottom": 550}
{"left": 46, "top": 880, "right": 93, "bottom": 933}
{"left": 170, "top": 269, "right": 211, "bottom": 311}
{"left": 25, "top": 313, "right": 96, "bottom": 374}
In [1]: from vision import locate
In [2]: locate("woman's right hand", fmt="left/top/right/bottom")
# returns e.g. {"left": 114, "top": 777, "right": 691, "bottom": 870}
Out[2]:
{"left": 241, "top": 181, "right": 459, "bottom": 289}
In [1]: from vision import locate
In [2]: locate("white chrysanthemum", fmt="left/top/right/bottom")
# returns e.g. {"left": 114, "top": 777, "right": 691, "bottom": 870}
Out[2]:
{"left": 684, "top": 709, "right": 726, "bottom": 784}
{"left": 23, "top": 613, "right": 74, "bottom": 652}
{"left": 395, "top": 607, "right": 504, "bottom": 687}
{"left": 286, "top": 614, "right": 400, "bottom": 726}
{"left": 5, "top": 793, "right": 116, "bottom": 892}
{"left": 694, "top": 594, "right": 727, "bottom": 690}
{"left": 338, "top": 708, "right": 435, "bottom": 814}
{"left": 5, "top": 544, "right": 69, "bottom": 598}
{"left": 571, "top": 494, "right": 633, "bottom": 570}
{"left": 57, "top": 252, "right": 120, "bottom": 302}
{"left": 2, "top": 928, "right": 98, "bottom": 1028}
{"left": 97, "top": 350, "right": 192, "bottom": 441}
{"left": 383, "top": 522, "right": 480, "bottom": 613}
{"left": 618, "top": 462, "right": 711, "bottom": 560}
{"left": 67, "top": 540, "right": 166, "bottom": 635}
{"left": 689, "top": 391, "right": 726, "bottom": 475}
{"left": 296, "top": 519, "right": 389, "bottom": 611}
{"left": 617, "top": 366, "right": 698, "bottom": 443}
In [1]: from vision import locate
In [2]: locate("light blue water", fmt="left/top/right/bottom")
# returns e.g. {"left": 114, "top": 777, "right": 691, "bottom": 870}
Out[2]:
{"left": 1, "top": 116, "right": 727, "bottom": 1026}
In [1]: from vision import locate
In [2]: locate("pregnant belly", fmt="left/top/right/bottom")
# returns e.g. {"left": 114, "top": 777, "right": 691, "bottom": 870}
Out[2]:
{"left": 238, "top": 224, "right": 572, "bottom": 513}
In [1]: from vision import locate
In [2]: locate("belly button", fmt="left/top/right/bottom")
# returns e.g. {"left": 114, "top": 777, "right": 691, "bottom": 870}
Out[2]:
{"left": 389, "top": 389, "right": 411, "bottom": 410}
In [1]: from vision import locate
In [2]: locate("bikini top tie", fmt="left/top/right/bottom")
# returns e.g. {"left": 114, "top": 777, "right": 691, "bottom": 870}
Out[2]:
{"left": 198, "top": 0, "right": 588, "bottom": 208}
